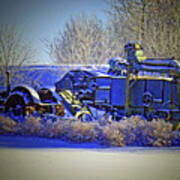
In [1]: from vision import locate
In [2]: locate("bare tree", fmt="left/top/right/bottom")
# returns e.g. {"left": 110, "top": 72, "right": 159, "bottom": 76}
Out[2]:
{"left": 47, "top": 14, "right": 122, "bottom": 65}
{"left": 0, "top": 24, "right": 34, "bottom": 86}
{"left": 144, "top": 0, "right": 180, "bottom": 59}
{"left": 107, "top": 0, "right": 180, "bottom": 61}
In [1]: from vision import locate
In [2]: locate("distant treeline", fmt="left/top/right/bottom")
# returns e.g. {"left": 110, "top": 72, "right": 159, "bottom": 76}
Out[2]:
{"left": 47, "top": 0, "right": 180, "bottom": 64}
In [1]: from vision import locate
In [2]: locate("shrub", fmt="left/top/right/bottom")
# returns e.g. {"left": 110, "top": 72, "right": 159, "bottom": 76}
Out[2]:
{"left": 0, "top": 115, "right": 17, "bottom": 134}
{"left": 0, "top": 114, "right": 179, "bottom": 147}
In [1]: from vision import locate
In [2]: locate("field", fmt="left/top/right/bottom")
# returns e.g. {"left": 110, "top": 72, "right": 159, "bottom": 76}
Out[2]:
{"left": 0, "top": 136, "right": 180, "bottom": 180}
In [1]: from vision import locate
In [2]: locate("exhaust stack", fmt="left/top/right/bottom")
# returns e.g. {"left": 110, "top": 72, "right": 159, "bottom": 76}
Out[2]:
{"left": 6, "top": 71, "right": 10, "bottom": 95}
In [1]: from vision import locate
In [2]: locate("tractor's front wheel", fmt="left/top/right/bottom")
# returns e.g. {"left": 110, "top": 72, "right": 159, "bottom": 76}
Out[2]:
{"left": 5, "top": 94, "right": 26, "bottom": 122}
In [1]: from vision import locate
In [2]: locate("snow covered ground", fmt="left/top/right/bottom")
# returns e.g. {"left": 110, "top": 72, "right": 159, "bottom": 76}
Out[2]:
{"left": 0, "top": 136, "right": 180, "bottom": 180}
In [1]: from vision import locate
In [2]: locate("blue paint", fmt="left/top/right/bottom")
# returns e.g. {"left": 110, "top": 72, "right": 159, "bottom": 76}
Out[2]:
{"left": 111, "top": 78, "right": 126, "bottom": 106}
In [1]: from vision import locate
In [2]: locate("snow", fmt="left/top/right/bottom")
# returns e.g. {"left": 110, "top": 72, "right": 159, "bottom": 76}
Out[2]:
{"left": 0, "top": 135, "right": 180, "bottom": 180}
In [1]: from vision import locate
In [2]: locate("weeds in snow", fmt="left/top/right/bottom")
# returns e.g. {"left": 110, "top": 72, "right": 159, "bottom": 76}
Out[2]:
{"left": 0, "top": 114, "right": 179, "bottom": 147}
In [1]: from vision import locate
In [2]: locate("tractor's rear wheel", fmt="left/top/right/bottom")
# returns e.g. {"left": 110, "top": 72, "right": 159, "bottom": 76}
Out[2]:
{"left": 5, "top": 94, "right": 26, "bottom": 122}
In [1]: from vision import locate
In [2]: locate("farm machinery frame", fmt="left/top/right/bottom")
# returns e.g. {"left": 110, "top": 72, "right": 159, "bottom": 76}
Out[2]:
{"left": 55, "top": 41, "right": 180, "bottom": 123}
{"left": 0, "top": 41, "right": 180, "bottom": 125}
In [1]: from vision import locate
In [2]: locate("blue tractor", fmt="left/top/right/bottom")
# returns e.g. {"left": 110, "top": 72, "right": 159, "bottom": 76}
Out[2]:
{"left": 0, "top": 71, "right": 65, "bottom": 121}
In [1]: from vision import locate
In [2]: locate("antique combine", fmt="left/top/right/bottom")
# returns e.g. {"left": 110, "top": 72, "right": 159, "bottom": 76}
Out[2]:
{"left": 0, "top": 41, "right": 180, "bottom": 124}
{"left": 55, "top": 41, "right": 180, "bottom": 123}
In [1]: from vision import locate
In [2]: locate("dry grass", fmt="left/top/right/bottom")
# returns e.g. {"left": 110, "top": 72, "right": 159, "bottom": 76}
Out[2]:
{"left": 0, "top": 114, "right": 179, "bottom": 147}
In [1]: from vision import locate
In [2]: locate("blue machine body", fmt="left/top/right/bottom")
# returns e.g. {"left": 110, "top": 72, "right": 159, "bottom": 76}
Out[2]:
{"left": 55, "top": 42, "right": 180, "bottom": 121}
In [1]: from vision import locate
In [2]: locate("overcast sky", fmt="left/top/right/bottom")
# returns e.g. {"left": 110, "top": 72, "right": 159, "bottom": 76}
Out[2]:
{"left": 0, "top": 0, "right": 108, "bottom": 64}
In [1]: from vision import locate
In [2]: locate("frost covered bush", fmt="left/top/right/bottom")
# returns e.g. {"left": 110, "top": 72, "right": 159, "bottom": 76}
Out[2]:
{"left": 148, "top": 119, "right": 173, "bottom": 147}
{"left": 0, "top": 115, "right": 16, "bottom": 134}
{"left": 12, "top": 115, "right": 98, "bottom": 142}
{"left": 20, "top": 116, "right": 43, "bottom": 136}
{"left": 60, "top": 120, "right": 97, "bottom": 143}
{"left": 0, "top": 114, "right": 180, "bottom": 147}
{"left": 102, "top": 116, "right": 175, "bottom": 147}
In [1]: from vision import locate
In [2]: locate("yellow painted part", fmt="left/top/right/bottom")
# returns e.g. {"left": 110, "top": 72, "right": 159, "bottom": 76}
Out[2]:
{"left": 130, "top": 74, "right": 173, "bottom": 81}
{"left": 55, "top": 104, "right": 65, "bottom": 116}
{"left": 39, "top": 107, "right": 45, "bottom": 115}
{"left": 59, "top": 90, "right": 81, "bottom": 105}
{"left": 135, "top": 43, "right": 141, "bottom": 50}
{"left": 75, "top": 108, "right": 91, "bottom": 118}
{"left": 135, "top": 50, "right": 144, "bottom": 56}
{"left": 59, "top": 92, "right": 71, "bottom": 104}
{"left": 60, "top": 90, "right": 92, "bottom": 118}
{"left": 25, "top": 106, "right": 36, "bottom": 115}
{"left": 135, "top": 50, "right": 147, "bottom": 62}
{"left": 137, "top": 56, "right": 147, "bottom": 62}
{"left": 75, "top": 106, "right": 91, "bottom": 118}
{"left": 174, "top": 60, "right": 180, "bottom": 67}
{"left": 175, "top": 123, "right": 180, "bottom": 131}
{"left": 75, "top": 111, "right": 81, "bottom": 118}
{"left": 72, "top": 104, "right": 81, "bottom": 109}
